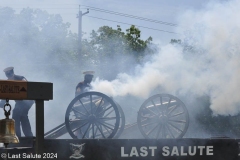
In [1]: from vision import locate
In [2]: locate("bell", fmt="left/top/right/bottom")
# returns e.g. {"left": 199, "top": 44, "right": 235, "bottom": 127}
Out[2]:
{"left": 0, "top": 99, "right": 19, "bottom": 146}
{"left": 0, "top": 118, "right": 19, "bottom": 144}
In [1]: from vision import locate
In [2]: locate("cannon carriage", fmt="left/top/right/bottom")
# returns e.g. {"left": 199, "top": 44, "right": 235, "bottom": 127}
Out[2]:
{"left": 44, "top": 91, "right": 189, "bottom": 139}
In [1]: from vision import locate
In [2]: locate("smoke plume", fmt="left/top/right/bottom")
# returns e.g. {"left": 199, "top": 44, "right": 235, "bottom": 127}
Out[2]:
{"left": 92, "top": 0, "right": 240, "bottom": 116}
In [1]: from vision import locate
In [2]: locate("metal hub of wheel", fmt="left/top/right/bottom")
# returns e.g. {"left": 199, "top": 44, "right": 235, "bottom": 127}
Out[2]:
{"left": 88, "top": 114, "right": 97, "bottom": 122}
{"left": 159, "top": 114, "right": 168, "bottom": 124}
{"left": 137, "top": 94, "right": 189, "bottom": 139}
{"left": 65, "top": 91, "right": 120, "bottom": 139}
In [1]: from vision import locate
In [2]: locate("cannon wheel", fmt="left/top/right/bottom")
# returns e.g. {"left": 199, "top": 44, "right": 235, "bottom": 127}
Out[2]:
{"left": 137, "top": 94, "right": 189, "bottom": 139}
{"left": 65, "top": 91, "right": 120, "bottom": 139}
{"left": 113, "top": 100, "right": 125, "bottom": 139}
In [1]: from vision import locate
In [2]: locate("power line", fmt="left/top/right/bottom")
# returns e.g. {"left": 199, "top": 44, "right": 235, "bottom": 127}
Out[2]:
{"left": 1, "top": 5, "right": 180, "bottom": 34}
{"left": 1, "top": 4, "right": 178, "bottom": 27}
{"left": 81, "top": 5, "right": 178, "bottom": 27}
{"left": 3, "top": 5, "right": 179, "bottom": 28}
{"left": 85, "top": 15, "right": 180, "bottom": 34}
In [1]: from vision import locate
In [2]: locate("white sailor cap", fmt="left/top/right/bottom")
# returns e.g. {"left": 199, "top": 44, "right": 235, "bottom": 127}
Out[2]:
{"left": 3, "top": 67, "right": 14, "bottom": 72}
{"left": 83, "top": 71, "right": 95, "bottom": 75}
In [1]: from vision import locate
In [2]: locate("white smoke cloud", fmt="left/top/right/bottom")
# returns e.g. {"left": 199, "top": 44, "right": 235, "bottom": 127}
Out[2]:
{"left": 92, "top": 0, "right": 240, "bottom": 116}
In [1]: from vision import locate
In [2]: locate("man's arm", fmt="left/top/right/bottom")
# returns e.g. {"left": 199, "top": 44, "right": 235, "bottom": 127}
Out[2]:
{"left": 22, "top": 77, "right": 27, "bottom": 81}
{"left": 75, "top": 82, "right": 84, "bottom": 97}
{"left": 75, "top": 87, "right": 81, "bottom": 97}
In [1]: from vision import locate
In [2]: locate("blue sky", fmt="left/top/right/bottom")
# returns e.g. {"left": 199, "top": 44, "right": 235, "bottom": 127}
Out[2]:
{"left": 0, "top": 0, "right": 216, "bottom": 44}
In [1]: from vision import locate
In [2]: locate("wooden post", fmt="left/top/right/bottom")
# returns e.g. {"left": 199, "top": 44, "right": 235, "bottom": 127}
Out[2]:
{"left": 0, "top": 80, "right": 53, "bottom": 159}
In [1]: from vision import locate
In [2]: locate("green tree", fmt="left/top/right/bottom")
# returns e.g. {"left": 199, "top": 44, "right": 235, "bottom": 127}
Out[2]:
{"left": 86, "top": 25, "right": 155, "bottom": 79}
{"left": 125, "top": 25, "right": 153, "bottom": 60}
{"left": 170, "top": 39, "right": 181, "bottom": 45}
{"left": 0, "top": 7, "right": 156, "bottom": 81}
{"left": 89, "top": 25, "right": 153, "bottom": 60}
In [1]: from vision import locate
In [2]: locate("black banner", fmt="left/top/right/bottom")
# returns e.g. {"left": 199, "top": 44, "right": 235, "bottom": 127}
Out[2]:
{"left": 1, "top": 138, "right": 239, "bottom": 159}
{"left": 43, "top": 139, "right": 240, "bottom": 160}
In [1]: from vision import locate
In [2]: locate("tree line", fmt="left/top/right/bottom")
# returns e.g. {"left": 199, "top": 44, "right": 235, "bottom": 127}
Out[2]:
{"left": 0, "top": 7, "right": 156, "bottom": 80}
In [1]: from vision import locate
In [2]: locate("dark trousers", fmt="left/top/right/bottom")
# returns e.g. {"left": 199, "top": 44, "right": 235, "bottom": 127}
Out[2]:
{"left": 12, "top": 101, "right": 33, "bottom": 137}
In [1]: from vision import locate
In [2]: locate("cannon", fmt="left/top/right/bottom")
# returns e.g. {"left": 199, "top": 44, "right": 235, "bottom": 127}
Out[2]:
{"left": 44, "top": 91, "right": 189, "bottom": 139}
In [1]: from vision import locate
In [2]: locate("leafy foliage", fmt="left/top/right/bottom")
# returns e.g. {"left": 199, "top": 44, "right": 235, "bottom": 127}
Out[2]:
{"left": 87, "top": 25, "right": 155, "bottom": 79}
{"left": 0, "top": 7, "right": 155, "bottom": 80}
{"left": 89, "top": 25, "right": 153, "bottom": 57}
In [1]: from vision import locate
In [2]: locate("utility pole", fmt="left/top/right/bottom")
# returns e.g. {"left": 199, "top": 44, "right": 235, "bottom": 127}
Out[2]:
{"left": 77, "top": 5, "right": 89, "bottom": 55}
